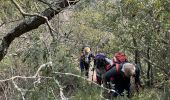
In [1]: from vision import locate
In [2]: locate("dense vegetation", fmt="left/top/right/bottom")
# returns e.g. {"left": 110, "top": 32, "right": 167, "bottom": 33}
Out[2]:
{"left": 0, "top": 0, "right": 170, "bottom": 100}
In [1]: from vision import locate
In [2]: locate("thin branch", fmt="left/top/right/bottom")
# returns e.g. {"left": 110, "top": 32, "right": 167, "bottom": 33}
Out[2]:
{"left": 37, "top": 0, "right": 64, "bottom": 12}
{"left": 53, "top": 72, "right": 117, "bottom": 93}
{"left": 37, "top": 0, "right": 56, "bottom": 10}
{"left": 0, "top": 22, "right": 5, "bottom": 27}
{"left": 0, "top": 62, "right": 52, "bottom": 83}
{"left": 37, "top": 0, "right": 52, "bottom": 7}
{"left": 50, "top": 87, "right": 57, "bottom": 100}
{"left": 0, "top": 0, "right": 79, "bottom": 61}
{"left": 34, "top": 61, "right": 52, "bottom": 77}
{"left": 0, "top": 61, "right": 118, "bottom": 99}
{"left": 0, "top": 62, "right": 53, "bottom": 100}
{"left": 12, "top": 79, "right": 26, "bottom": 100}
{"left": 53, "top": 78, "right": 67, "bottom": 100}
{"left": 141, "top": 56, "right": 170, "bottom": 77}
{"left": 11, "top": 0, "right": 56, "bottom": 40}
{"left": 0, "top": 76, "right": 52, "bottom": 83}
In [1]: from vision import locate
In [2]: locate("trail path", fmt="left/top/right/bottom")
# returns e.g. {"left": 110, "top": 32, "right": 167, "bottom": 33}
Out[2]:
{"left": 88, "top": 67, "right": 97, "bottom": 82}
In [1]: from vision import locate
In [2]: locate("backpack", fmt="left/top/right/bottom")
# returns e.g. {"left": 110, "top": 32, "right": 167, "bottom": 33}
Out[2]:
{"left": 115, "top": 52, "right": 127, "bottom": 63}
{"left": 95, "top": 53, "right": 106, "bottom": 60}
{"left": 110, "top": 63, "right": 127, "bottom": 82}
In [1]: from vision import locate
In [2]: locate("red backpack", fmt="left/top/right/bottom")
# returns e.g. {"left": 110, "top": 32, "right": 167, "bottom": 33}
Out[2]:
{"left": 115, "top": 52, "right": 127, "bottom": 63}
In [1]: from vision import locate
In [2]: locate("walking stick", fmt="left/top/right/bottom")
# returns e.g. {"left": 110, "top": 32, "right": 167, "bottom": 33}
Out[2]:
{"left": 91, "top": 67, "right": 95, "bottom": 81}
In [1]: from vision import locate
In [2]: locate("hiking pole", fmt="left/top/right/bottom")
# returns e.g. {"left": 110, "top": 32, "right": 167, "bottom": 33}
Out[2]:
{"left": 91, "top": 61, "right": 96, "bottom": 82}
{"left": 91, "top": 67, "right": 95, "bottom": 81}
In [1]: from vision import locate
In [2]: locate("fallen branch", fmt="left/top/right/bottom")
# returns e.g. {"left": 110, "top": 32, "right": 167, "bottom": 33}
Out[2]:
{"left": 54, "top": 78, "right": 68, "bottom": 100}
{"left": 53, "top": 72, "right": 117, "bottom": 93}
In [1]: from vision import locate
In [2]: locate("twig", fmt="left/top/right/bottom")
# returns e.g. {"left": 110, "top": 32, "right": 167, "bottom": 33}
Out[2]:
{"left": 0, "top": 76, "right": 52, "bottom": 83}
{"left": 37, "top": 0, "right": 63, "bottom": 11}
{"left": 50, "top": 87, "right": 57, "bottom": 100}
{"left": 53, "top": 78, "right": 68, "bottom": 100}
{"left": 12, "top": 79, "right": 26, "bottom": 100}
{"left": 34, "top": 61, "right": 52, "bottom": 77}
{"left": 0, "top": 22, "right": 5, "bottom": 27}
{"left": 37, "top": 0, "right": 52, "bottom": 8}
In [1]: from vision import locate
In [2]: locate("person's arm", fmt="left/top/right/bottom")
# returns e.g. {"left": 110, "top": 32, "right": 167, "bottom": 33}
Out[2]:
{"left": 105, "top": 58, "right": 113, "bottom": 66}
{"left": 134, "top": 64, "right": 143, "bottom": 92}
{"left": 79, "top": 53, "right": 83, "bottom": 61}
{"left": 90, "top": 53, "right": 95, "bottom": 59}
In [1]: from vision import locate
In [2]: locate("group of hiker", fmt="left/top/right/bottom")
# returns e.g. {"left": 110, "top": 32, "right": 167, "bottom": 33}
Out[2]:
{"left": 79, "top": 46, "right": 142, "bottom": 98}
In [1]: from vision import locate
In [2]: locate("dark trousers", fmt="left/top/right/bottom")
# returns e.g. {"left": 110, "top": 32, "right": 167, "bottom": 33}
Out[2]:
{"left": 113, "top": 83, "right": 131, "bottom": 98}
{"left": 80, "top": 60, "right": 90, "bottom": 78}
{"left": 80, "top": 60, "right": 84, "bottom": 72}
{"left": 84, "top": 62, "right": 90, "bottom": 77}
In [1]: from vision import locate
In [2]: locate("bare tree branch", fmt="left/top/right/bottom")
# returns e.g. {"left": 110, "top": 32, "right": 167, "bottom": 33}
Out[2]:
{"left": 0, "top": 22, "right": 5, "bottom": 27}
{"left": 0, "top": 0, "right": 79, "bottom": 61}
{"left": 0, "top": 61, "right": 117, "bottom": 99}
{"left": 11, "top": 0, "right": 56, "bottom": 40}
{"left": 0, "top": 62, "right": 52, "bottom": 99}
{"left": 0, "top": 62, "right": 53, "bottom": 83}
{"left": 12, "top": 79, "right": 27, "bottom": 100}
{"left": 53, "top": 78, "right": 67, "bottom": 100}
{"left": 141, "top": 56, "right": 170, "bottom": 78}
{"left": 53, "top": 72, "right": 117, "bottom": 93}
{"left": 34, "top": 62, "right": 52, "bottom": 77}
{"left": 37, "top": 0, "right": 56, "bottom": 9}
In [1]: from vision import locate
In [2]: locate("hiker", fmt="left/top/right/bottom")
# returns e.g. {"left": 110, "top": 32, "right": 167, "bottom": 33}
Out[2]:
{"left": 103, "top": 52, "right": 141, "bottom": 98}
{"left": 103, "top": 62, "right": 140, "bottom": 98}
{"left": 79, "top": 47, "right": 85, "bottom": 73}
{"left": 79, "top": 46, "right": 95, "bottom": 78}
{"left": 94, "top": 52, "right": 128, "bottom": 85}
{"left": 113, "top": 52, "right": 128, "bottom": 64}
{"left": 94, "top": 53, "right": 113, "bottom": 85}
{"left": 113, "top": 52, "right": 142, "bottom": 92}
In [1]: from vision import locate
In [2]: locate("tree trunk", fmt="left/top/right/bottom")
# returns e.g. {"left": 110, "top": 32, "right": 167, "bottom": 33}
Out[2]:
{"left": 0, "top": 0, "right": 79, "bottom": 62}
{"left": 147, "top": 47, "right": 153, "bottom": 86}
{"left": 132, "top": 35, "right": 143, "bottom": 74}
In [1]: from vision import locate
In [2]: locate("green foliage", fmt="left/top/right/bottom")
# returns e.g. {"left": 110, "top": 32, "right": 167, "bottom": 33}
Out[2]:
{"left": 132, "top": 88, "right": 170, "bottom": 100}
{"left": 72, "top": 83, "right": 101, "bottom": 100}
{"left": 0, "top": 57, "right": 12, "bottom": 69}
{"left": 0, "top": 0, "right": 170, "bottom": 99}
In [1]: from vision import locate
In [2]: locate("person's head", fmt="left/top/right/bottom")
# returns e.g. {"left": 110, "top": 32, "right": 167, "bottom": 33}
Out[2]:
{"left": 94, "top": 53, "right": 106, "bottom": 68}
{"left": 113, "top": 52, "right": 127, "bottom": 63}
{"left": 122, "top": 63, "right": 136, "bottom": 77}
{"left": 83, "top": 47, "right": 91, "bottom": 54}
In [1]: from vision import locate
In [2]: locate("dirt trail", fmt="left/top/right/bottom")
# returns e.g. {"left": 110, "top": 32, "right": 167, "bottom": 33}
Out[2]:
{"left": 88, "top": 68, "right": 97, "bottom": 82}
{"left": 88, "top": 63, "right": 97, "bottom": 82}
{"left": 76, "top": 62, "right": 97, "bottom": 82}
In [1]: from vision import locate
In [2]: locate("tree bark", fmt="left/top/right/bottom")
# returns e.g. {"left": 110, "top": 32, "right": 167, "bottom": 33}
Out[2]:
{"left": 0, "top": 0, "right": 79, "bottom": 61}
{"left": 132, "top": 35, "right": 143, "bottom": 75}
{"left": 146, "top": 47, "right": 153, "bottom": 86}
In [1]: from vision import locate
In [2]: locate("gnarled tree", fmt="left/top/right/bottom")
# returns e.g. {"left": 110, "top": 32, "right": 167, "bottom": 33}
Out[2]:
{"left": 0, "top": 0, "right": 79, "bottom": 61}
